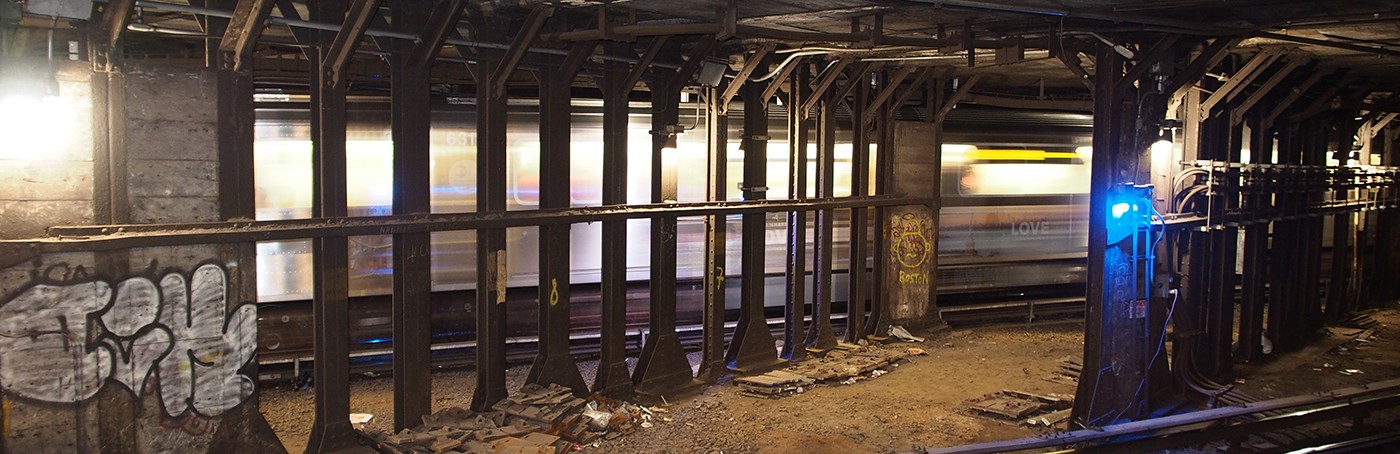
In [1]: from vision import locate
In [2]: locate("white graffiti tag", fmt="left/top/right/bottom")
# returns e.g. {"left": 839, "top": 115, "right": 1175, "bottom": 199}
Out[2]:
{"left": 0, "top": 264, "right": 256, "bottom": 417}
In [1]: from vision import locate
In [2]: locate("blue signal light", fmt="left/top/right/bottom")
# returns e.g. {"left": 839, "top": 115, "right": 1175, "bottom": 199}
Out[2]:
{"left": 1111, "top": 202, "right": 1132, "bottom": 218}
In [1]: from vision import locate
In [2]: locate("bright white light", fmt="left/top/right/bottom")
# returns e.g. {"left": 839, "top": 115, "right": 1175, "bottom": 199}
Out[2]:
{"left": 0, "top": 94, "right": 76, "bottom": 160}
{"left": 1111, "top": 202, "right": 1131, "bottom": 218}
{"left": 1150, "top": 139, "right": 1172, "bottom": 159}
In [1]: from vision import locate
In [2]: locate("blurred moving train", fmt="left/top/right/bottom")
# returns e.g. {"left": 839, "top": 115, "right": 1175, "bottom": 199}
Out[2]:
{"left": 251, "top": 97, "right": 1091, "bottom": 361}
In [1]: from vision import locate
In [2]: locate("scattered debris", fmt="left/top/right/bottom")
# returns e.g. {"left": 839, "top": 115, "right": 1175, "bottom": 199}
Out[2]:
{"left": 1341, "top": 369, "right": 1364, "bottom": 376}
{"left": 965, "top": 390, "right": 1072, "bottom": 420}
{"left": 731, "top": 342, "right": 916, "bottom": 399}
{"left": 351, "top": 413, "right": 374, "bottom": 429}
{"left": 1024, "top": 408, "right": 1072, "bottom": 428}
{"left": 1345, "top": 313, "right": 1380, "bottom": 330}
{"left": 1043, "top": 356, "right": 1082, "bottom": 386}
{"left": 360, "top": 384, "right": 652, "bottom": 453}
{"left": 888, "top": 325, "right": 926, "bottom": 343}
{"left": 735, "top": 370, "right": 815, "bottom": 399}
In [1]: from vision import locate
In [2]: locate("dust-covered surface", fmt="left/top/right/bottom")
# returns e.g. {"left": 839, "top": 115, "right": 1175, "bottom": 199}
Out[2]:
{"left": 259, "top": 307, "right": 1400, "bottom": 453}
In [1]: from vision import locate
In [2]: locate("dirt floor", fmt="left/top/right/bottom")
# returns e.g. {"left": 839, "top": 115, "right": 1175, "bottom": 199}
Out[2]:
{"left": 260, "top": 306, "right": 1400, "bottom": 453}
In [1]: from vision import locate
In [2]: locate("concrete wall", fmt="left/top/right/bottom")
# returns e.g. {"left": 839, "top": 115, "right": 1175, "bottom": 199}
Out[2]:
{"left": 0, "top": 59, "right": 280, "bottom": 453}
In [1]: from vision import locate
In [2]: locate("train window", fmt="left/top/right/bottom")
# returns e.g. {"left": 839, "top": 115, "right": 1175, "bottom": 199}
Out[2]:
{"left": 952, "top": 145, "right": 1091, "bottom": 196}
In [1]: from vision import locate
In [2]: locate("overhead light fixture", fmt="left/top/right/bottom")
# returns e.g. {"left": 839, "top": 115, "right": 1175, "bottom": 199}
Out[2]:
{"left": 696, "top": 58, "right": 729, "bottom": 87}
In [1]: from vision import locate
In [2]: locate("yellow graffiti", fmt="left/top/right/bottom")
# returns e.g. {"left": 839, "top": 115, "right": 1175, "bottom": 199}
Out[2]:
{"left": 549, "top": 278, "right": 559, "bottom": 306}
{"left": 898, "top": 270, "right": 929, "bottom": 285}
{"left": 714, "top": 267, "right": 725, "bottom": 287}
{"left": 890, "top": 213, "right": 932, "bottom": 269}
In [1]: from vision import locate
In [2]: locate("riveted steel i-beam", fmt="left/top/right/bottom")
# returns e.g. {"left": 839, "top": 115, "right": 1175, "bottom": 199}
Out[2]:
{"left": 808, "top": 91, "right": 840, "bottom": 353}
{"left": 388, "top": 0, "right": 452, "bottom": 431}
{"left": 697, "top": 84, "right": 730, "bottom": 382}
{"left": 306, "top": 0, "right": 357, "bottom": 450}
{"left": 470, "top": 6, "right": 511, "bottom": 412}
{"left": 527, "top": 40, "right": 596, "bottom": 398}
{"left": 635, "top": 39, "right": 715, "bottom": 399}
{"left": 726, "top": 81, "right": 787, "bottom": 374}
{"left": 846, "top": 65, "right": 872, "bottom": 342}
{"left": 594, "top": 41, "right": 637, "bottom": 400}
{"left": 782, "top": 62, "right": 810, "bottom": 362}
{"left": 634, "top": 75, "right": 701, "bottom": 399}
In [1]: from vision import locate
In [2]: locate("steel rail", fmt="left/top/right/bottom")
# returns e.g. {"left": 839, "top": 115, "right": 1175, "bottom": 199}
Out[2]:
{"left": 920, "top": 378, "right": 1400, "bottom": 454}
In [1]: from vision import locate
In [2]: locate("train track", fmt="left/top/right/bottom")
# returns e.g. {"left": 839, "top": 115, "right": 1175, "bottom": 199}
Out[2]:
{"left": 926, "top": 378, "right": 1400, "bottom": 453}
{"left": 257, "top": 292, "right": 1085, "bottom": 382}
{"left": 257, "top": 314, "right": 849, "bottom": 382}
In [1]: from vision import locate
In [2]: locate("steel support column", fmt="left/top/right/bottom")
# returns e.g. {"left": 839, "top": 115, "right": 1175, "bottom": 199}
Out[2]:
{"left": 1238, "top": 112, "right": 1272, "bottom": 362}
{"left": 306, "top": 0, "right": 356, "bottom": 450}
{"left": 697, "top": 84, "right": 730, "bottom": 381}
{"left": 634, "top": 77, "right": 701, "bottom": 398}
{"left": 846, "top": 66, "right": 871, "bottom": 342}
{"left": 527, "top": 40, "right": 596, "bottom": 397}
{"left": 1071, "top": 42, "right": 1153, "bottom": 428}
{"left": 781, "top": 62, "right": 810, "bottom": 361}
{"left": 594, "top": 42, "right": 636, "bottom": 400}
{"left": 388, "top": 0, "right": 438, "bottom": 431}
{"left": 470, "top": 8, "right": 510, "bottom": 411}
{"left": 808, "top": 89, "right": 840, "bottom": 353}
{"left": 1326, "top": 122, "right": 1359, "bottom": 322}
{"left": 726, "top": 81, "right": 785, "bottom": 374}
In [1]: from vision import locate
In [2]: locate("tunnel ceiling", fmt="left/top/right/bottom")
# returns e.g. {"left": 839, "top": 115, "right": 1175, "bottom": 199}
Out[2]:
{"left": 13, "top": 0, "right": 1400, "bottom": 107}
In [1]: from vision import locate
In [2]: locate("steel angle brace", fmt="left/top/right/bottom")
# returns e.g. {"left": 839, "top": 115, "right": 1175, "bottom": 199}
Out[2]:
{"left": 491, "top": 6, "right": 555, "bottom": 96}
{"left": 1114, "top": 34, "right": 1182, "bottom": 95}
{"left": 1199, "top": 47, "right": 1283, "bottom": 118}
{"left": 321, "top": 0, "right": 381, "bottom": 88}
{"left": 1231, "top": 56, "right": 1307, "bottom": 127}
{"left": 218, "top": 0, "right": 274, "bottom": 73}
{"left": 862, "top": 65, "right": 917, "bottom": 127}
{"left": 1262, "top": 69, "right": 1331, "bottom": 130}
{"left": 800, "top": 58, "right": 853, "bottom": 119}
{"left": 1166, "top": 37, "right": 1241, "bottom": 99}
{"left": 934, "top": 73, "right": 983, "bottom": 125}
{"left": 717, "top": 43, "right": 776, "bottom": 114}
